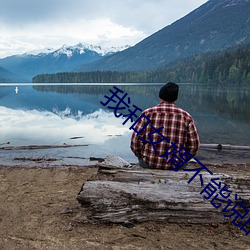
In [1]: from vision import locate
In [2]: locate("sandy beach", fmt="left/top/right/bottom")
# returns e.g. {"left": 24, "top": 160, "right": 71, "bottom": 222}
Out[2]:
{"left": 0, "top": 164, "right": 250, "bottom": 250}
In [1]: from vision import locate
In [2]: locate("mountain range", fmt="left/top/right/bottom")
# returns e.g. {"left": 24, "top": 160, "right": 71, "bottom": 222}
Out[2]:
{"left": 0, "top": 44, "right": 129, "bottom": 82}
{"left": 0, "top": 0, "right": 249, "bottom": 82}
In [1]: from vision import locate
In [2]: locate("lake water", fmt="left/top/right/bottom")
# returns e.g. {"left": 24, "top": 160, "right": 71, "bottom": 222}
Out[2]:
{"left": 0, "top": 83, "right": 250, "bottom": 167}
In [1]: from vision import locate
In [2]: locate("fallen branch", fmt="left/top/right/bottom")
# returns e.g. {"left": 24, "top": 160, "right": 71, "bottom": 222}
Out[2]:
{"left": 14, "top": 157, "right": 57, "bottom": 162}
{"left": 0, "top": 144, "right": 89, "bottom": 151}
{"left": 69, "top": 136, "right": 84, "bottom": 140}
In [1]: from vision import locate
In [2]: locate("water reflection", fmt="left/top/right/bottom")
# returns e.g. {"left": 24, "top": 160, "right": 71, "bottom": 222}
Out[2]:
{"left": 0, "top": 107, "right": 129, "bottom": 145}
{"left": 0, "top": 83, "right": 249, "bottom": 166}
{"left": 33, "top": 83, "right": 250, "bottom": 122}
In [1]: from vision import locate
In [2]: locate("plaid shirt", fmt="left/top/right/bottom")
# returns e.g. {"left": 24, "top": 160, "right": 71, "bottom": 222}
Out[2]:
{"left": 130, "top": 101, "right": 200, "bottom": 170}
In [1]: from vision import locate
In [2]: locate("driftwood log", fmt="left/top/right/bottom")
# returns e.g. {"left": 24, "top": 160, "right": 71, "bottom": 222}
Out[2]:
{"left": 200, "top": 143, "right": 250, "bottom": 151}
{"left": 76, "top": 157, "right": 250, "bottom": 225}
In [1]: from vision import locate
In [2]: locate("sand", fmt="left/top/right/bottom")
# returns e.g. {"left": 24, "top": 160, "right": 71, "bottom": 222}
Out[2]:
{"left": 0, "top": 164, "right": 250, "bottom": 250}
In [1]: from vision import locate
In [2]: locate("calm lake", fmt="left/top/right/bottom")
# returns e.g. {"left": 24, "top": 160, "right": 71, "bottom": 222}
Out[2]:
{"left": 0, "top": 83, "right": 250, "bottom": 167}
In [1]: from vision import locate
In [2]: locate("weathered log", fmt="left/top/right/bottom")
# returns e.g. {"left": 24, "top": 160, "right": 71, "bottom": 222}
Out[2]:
{"left": 77, "top": 160, "right": 250, "bottom": 225}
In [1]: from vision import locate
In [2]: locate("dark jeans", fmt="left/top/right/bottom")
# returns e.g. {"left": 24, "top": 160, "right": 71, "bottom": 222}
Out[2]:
{"left": 138, "top": 158, "right": 155, "bottom": 169}
{"left": 138, "top": 158, "right": 188, "bottom": 170}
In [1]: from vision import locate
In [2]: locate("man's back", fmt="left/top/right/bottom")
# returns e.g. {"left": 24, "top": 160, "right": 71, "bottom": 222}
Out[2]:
{"left": 130, "top": 83, "right": 200, "bottom": 170}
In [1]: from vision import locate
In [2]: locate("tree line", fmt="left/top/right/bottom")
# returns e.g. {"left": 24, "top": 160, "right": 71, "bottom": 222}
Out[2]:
{"left": 33, "top": 43, "right": 250, "bottom": 85}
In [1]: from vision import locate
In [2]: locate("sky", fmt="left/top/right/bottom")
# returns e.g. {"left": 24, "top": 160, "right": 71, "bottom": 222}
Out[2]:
{"left": 0, "top": 0, "right": 208, "bottom": 58}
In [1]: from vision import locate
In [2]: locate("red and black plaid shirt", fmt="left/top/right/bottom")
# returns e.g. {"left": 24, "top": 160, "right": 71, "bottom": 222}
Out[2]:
{"left": 130, "top": 101, "right": 200, "bottom": 169}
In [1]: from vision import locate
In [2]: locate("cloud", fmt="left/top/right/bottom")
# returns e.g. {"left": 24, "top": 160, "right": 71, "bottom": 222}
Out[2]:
{"left": 0, "top": 0, "right": 207, "bottom": 31}
{"left": 0, "top": 0, "right": 208, "bottom": 57}
{"left": 0, "top": 0, "right": 72, "bottom": 25}
{"left": 0, "top": 17, "right": 145, "bottom": 57}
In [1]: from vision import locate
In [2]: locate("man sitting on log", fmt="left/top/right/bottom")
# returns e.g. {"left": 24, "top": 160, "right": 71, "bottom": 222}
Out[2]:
{"left": 130, "top": 82, "right": 200, "bottom": 170}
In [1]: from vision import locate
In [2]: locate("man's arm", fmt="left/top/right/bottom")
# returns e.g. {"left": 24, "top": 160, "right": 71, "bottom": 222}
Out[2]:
{"left": 185, "top": 119, "right": 200, "bottom": 156}
{"left": 130, "top": 115, "right": 147, "bottom": 158}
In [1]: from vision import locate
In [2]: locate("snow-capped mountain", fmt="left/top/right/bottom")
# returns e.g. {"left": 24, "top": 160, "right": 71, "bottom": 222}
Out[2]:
{"left": 51, "top": 43, "right": 130, "bottom": 58}
{"left": 0, "top": 43, "right": 130, "bottom": 81}
{"left": 29, "top": 43, "right": 130, "bottom": 58}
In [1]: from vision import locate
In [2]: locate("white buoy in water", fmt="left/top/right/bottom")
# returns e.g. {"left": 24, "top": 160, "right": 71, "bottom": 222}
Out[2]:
{"left": 15, "top": 86, "right": 18, "bottom": 94}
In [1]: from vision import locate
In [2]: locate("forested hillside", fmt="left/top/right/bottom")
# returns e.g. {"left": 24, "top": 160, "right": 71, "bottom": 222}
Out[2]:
{"left": 33, "top": 43, "right": 250, "bottom": 85}
{"left": 151, "top": 43, "right": 250, "bottom": 84}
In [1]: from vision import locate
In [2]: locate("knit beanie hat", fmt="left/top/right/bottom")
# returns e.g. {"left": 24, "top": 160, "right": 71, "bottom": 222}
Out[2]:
{"left": 159, "top": 82, "right": 179, "bottom": 102}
